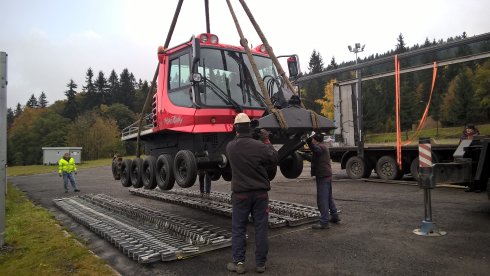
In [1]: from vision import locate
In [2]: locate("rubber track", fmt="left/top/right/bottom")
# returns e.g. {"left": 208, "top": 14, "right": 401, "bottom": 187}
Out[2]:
{"left": 53, "top": 194, "right": 232, "bottom": 263}
{"left": 129, "top": 188, "right": 320, "bottom": 227}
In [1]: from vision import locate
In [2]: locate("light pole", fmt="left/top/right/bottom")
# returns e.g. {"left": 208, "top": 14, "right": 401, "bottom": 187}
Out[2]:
{"left": 348, "top": 43, "right": 365, "bottom": 158}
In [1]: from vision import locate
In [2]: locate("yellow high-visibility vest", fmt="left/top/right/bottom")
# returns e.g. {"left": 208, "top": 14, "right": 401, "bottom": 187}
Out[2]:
{"left": 58, "top": 157, "right": 77, "bottom": 174}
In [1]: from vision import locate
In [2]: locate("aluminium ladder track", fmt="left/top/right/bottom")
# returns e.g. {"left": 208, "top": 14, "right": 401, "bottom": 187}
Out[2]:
{"left": 129, "top": 188, "right": 320, "bottom": 227}
{"left": 53, "top": 194, "right": 232, "bottom": 263}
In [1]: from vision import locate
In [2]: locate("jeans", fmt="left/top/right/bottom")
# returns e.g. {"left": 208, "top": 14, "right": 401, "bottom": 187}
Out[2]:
{"left": 231, "top": 191, "right": 269, "bottom": 266}
{"left": 316, "top": 176, "right": 337, "bottom": 225}
{"left": 199, "top": 173, "right": 211, "bottom": 193}
{"left": 63, "top": 172, "right": 78, "bottom": 191}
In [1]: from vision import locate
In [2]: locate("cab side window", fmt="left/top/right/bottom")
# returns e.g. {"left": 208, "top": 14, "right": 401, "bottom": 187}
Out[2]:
{"left": 168, "top": 53, "right": 192, "bottom": 107}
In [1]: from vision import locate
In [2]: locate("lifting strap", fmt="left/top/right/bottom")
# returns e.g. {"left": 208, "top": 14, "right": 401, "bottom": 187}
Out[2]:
{"left": 404, "top": 62, "right": 438, "bottom": 145}
{"left": 395, "top": 55, "right": 402, "bottom": 170}
{"left": 135, "top": 0, "right": 184, "bottom": 157}
{"left": 226, "top": 0, "right": 288, "bottom": 129}
{"left": 238, "top": 0, "right": 320, "bottom": 130}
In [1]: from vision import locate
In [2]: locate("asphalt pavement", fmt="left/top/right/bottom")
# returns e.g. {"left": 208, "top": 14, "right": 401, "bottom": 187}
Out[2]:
{"left": 9, "top": 163, "right": 490, "bottom": 276}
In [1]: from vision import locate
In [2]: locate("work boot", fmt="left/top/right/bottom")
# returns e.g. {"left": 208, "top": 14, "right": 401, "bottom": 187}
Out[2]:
{"left": 74, "top": 189, "right": 80, "bottom": 192}
{"left": 330, "top": 213, "right": 341, "bottom": 223}
{"left": 311, "top": 223, "right": 330, "bottom": 230}
{"left": 226, "top": 262, "right": 246, "bottom": 274}
{"left": 256, "top": 265, "right": 266, "bottom": 273}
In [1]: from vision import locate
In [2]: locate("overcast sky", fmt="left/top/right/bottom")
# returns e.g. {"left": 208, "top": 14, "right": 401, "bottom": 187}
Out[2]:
{"left": 1, "top": 0, "right": 489, "bottom": 109}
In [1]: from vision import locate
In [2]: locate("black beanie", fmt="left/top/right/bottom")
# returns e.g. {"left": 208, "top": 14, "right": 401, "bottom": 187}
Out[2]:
{"left": 235, "top": 123, "right": 251, "bottom": 134}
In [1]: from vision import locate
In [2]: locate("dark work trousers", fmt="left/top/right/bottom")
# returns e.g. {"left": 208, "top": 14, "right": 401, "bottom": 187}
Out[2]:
{"left": 316, "top": 176, "right": 337, "bottom": 226}
{"left": 199, "top": 173, "right": 211, "bottom": 193}
{"left": 231, "top": 191, "right": 269, "bottom": 266}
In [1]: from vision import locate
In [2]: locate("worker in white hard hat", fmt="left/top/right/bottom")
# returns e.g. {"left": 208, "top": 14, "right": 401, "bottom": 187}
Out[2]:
{"left": 226, "top": 113, "right": 278, "bottom": 274}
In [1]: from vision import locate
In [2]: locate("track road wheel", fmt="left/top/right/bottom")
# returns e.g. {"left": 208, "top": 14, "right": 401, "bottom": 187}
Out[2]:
{"left": 130, "top": 158, "right": 144, "bottom": 188}
{"left": 280, "top": 152, "right": 304, "bottom": 179}
{"left": 156, "top": 154, "right": 175, "bottom": 190}
{"left": 120, "top": 159, "right": 132, "bottom": 187}
{"left": 173, "top": 150, "right": 198, "bottom": 188}
{"left": 410, "top": 157, "right": 420, "bottom": 182}
{"left": 111, "top": 158, "right": 121, "bottom": 180}
{"left": 376, "top": 156, "right": 403, "bottom": 180}
{"left": 142, "top": 156, "right": 157, "bottom": 189}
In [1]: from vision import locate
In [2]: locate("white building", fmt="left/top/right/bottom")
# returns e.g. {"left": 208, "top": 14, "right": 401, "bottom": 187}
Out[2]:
{"left": 42, "top": 147, "right": 82, "bottom": 165}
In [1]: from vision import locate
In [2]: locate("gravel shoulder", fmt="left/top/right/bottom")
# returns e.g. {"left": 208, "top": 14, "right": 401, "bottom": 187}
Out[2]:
{"left": 9, "top": 163, "right": 490, "bottom": 276}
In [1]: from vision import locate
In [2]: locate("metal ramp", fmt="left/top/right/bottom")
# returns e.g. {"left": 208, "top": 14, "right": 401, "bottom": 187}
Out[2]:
{"left": 53, "top": 194, "right": 232, "bottom": 263}
{"left": 129, "top": 188, "right": 320, "bottom": 227}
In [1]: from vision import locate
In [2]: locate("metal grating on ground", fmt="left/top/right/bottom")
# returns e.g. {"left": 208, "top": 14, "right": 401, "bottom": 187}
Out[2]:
{"left": 129, "top": 188, "right": 320, "bottom": 227}
{"left": 53, "top": 194, "right": 232, "bottom": 263}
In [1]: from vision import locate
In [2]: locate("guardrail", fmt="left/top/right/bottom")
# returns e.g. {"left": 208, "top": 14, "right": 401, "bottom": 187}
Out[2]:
{"left": 121, "top": 113, "right": 153, "bottom": 140}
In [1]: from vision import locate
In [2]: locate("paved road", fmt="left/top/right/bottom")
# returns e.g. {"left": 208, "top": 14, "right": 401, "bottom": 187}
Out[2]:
{"left": 9, "top": 164, "right": 490, "bottom": 276}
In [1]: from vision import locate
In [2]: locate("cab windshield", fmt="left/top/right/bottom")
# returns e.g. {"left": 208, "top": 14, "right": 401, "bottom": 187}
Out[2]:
{"left": 197, "top": 48, "right": 277, "bottom": 108}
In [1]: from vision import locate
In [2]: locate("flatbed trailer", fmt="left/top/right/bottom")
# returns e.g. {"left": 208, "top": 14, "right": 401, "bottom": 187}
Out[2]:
{"left": 328, "top": 144, "right": 458, "bottom": 180}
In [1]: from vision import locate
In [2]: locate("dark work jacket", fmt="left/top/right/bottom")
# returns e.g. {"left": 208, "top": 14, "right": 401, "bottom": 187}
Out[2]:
{"left": 226, "top": 133, "right": 278, "bottom": 193}
{"left": 306, "top": 141, "right": 332, "bottom": 178}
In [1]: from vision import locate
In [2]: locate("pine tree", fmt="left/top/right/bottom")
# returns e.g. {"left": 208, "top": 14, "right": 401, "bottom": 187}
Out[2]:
{"left": 95, "top": 70, "right": 109, "bottom": 104}
{"left": 26, "top": 94, "right": 38, "bottom": 108}
{"left": 308, "top": 50, "right": 324, "bottom": 74}
{"left": 302, "top": 50, "right": 326, "bottom": 113}
{"left": 7, "top": 108, "right": 15, "bottom": 129}
{"left": 119, "top": 68, "right": 136, "bottom": 110}
{"left": 64, "top": 79, "right": 79, "bottom": 120}
{"left": 15, "top": 103, "right": 23, "bottom": 117}
{"left": 108, "top": 69, "right": 120, "bottom": 104}
{"left": 395, "top": 33, "right": 408, "bottom": 54}
{"left": 38, "top": 91, "right": 48, "bottom": 108}
{"left": 327, "top": 57, "right": 338, "bottom": 70}
{"left": 82, "top": 67, "right": 99, "bottom": 110}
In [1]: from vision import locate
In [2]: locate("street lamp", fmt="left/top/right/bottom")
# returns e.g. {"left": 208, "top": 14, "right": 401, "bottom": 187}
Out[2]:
{"left": 348, "top": 43, "right": 365, "bottom": 158}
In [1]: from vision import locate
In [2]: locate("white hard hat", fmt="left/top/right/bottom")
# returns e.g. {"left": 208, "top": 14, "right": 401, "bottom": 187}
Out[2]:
{"left": 234, "top": 113, "right": 251, "bottom": 124}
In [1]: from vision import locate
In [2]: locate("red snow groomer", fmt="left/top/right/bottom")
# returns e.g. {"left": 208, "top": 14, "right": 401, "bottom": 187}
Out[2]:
{"left": 113, "top": 33, "right": 334, "bottom": 190}
{"left": 112, "top": 1, "right": 334, "bottom": 190}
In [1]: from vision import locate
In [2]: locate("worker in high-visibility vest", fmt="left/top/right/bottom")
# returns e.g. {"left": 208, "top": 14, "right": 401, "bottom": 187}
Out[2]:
{"left": 58, "top": 152, "right": 80, "bottom": 193}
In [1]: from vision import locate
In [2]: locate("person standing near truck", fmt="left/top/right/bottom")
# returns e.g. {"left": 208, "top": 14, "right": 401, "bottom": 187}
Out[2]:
{"left": 59, "top": 152, "right": 80, "bottom": 193}
{"left": 198, "top": 171, "right": 212, "bottom": 196}
{"left": 226, "top": 113, "right": 278, "bottom": 274}
{"left": 306, "top": 133, "right": 340, "bottom": 229}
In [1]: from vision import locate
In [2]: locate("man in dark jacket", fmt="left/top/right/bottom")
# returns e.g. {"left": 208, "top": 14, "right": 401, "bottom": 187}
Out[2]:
{"left": 226, "top": 113, "right": 278, "bottom": 274}
{"left": 306, "top": 133, "right": 340, "bottom": 229}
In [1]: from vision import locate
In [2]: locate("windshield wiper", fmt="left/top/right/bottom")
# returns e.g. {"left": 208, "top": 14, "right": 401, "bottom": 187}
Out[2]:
{"left": 201, "top": 76, "right": 242, "bottom": 112}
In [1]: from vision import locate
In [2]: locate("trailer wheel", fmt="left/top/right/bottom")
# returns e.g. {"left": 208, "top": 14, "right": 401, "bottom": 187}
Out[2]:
{"left": 280, "top": 152, "right": 304, "bottom": 179}
{"left": 156, "top": 154, "right": 175, "bottom": 190}
{"left": 111, "top": 158, "right": 121, "bottom": 180}
{"left": 267, "top": 166, "right": 277, "bottom": 181}
{"left": 346, "top": 156, "right": 368, "bottom": 179}
{"left": 130, "top": 158, "right": 144, "bottom": 188}
{"left": 142, "top": 156, "right": 157, "bottom": 189}
{"left": 410, "top": 157, "right": 420, "bottom": 181}
{"left": 120, "top": 159, "right": 132, "bottom": 187}
{"left": 376, "top": 156, "right": 403, "bottom": 180}
{"left": 173, "top": 150, "right": 197, "bottom": 188}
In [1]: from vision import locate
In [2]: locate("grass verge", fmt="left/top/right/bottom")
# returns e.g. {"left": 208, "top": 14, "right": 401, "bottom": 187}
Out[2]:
{"left": 7, "top": 158, "right": 114, "bottom": 177}
{"left": 0, "top": 182, "right": 117, "bottom": 276}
